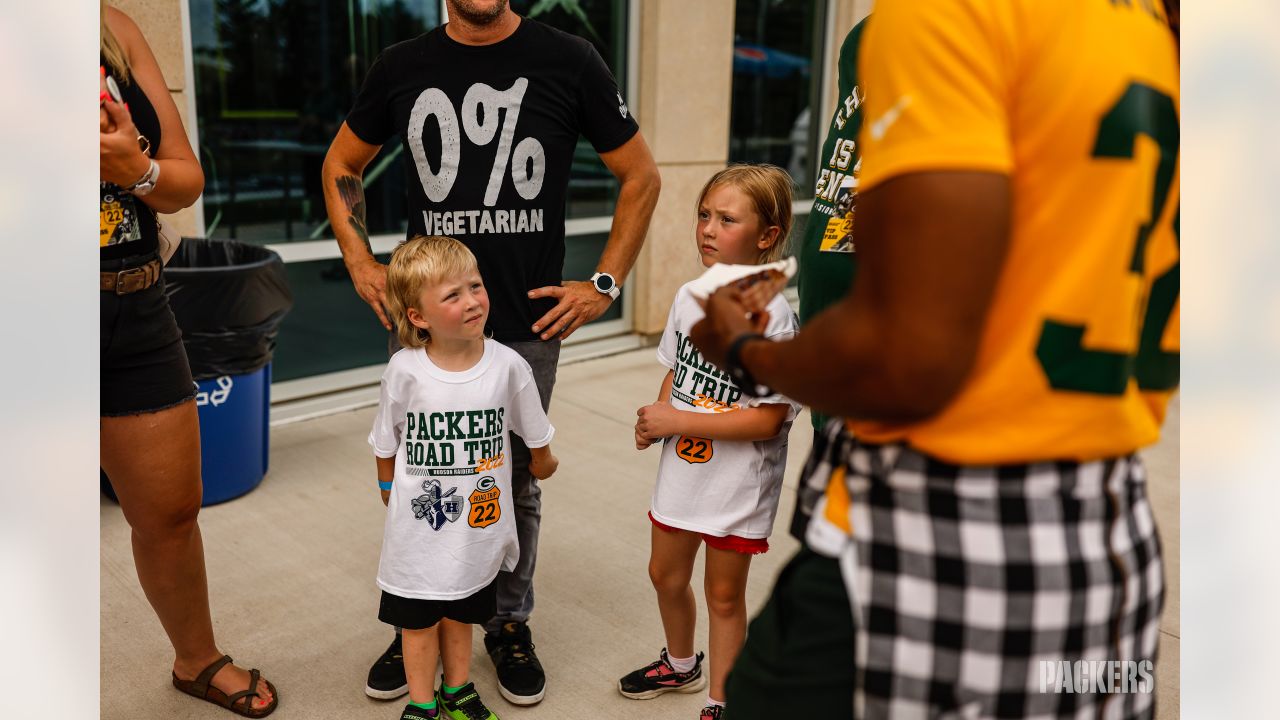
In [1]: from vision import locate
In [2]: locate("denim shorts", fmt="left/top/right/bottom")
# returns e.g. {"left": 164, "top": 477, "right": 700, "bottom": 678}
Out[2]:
{"left": 101, "top": 251, "right": 196, "bottom": 416}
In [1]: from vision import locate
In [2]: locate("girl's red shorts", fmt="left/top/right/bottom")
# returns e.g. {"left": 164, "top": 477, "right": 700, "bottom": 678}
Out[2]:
{"left": 648, "top": 512, "right": 769, "bottom": 555}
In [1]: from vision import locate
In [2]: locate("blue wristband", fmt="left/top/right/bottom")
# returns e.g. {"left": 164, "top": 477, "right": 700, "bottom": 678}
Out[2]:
{"left": 378, "top": 480, "right": 393, "bottom": 491}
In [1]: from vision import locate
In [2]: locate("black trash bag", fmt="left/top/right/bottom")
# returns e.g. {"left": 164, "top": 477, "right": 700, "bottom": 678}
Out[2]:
{"left": 164, "top": 238, "right": 293, "bottom": 380}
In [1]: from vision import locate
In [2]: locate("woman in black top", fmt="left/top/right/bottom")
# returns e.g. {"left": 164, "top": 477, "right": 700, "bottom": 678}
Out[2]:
{"left": 100, "top": 3, "right": 277, "bottom": 716}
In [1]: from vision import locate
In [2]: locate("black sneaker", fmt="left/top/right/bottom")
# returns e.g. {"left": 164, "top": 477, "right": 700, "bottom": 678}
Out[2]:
{"left": 483, "top": 622, "right": 546, "bottom": 705}
{"left": 699, "top": 704, "right": 725, "bottom": 720}
{"left": 365, "top": 633, "right": 409, "bottom": 700}
{"left": 618, "top": 648, "right": 707, "bottom": 700}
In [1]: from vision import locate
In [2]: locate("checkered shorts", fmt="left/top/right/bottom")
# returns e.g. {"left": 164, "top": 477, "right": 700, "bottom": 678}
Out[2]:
{"left": 803, "top": 421, "right": 1165, "bottom": 720}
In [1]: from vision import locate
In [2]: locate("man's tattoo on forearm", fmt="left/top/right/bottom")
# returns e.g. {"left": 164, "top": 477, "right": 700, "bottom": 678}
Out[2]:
{"left": 335, "top": 174, "right": 371, "bottom": 252}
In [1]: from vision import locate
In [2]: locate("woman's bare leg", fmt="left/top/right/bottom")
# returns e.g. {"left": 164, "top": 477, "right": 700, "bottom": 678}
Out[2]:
{"left": 101, "top": 400, "right": 274, "bottom": 711}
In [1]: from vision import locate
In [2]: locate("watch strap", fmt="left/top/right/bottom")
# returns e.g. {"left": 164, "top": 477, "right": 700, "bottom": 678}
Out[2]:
{"left": 725, "top": 332, "right": 771, "bottom": 397}
{"left": 126, "top": 159, "right": 160, "bottom": 196}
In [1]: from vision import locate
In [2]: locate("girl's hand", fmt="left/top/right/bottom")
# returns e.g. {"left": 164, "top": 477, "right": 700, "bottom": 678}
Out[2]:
{"left": 529, "top": 449, "right": 559, "bottom": 480}
{"left": 380, "top": 489, "right": 390, "bottom": 506}
{"left": 635, "top": 426, "right": 654, "bottom": 450}
{"left": 636, "top": 402, "right": 682, "bottom": 441}
{"left": 100, "top": 98, "right": 151, "bottom": 187}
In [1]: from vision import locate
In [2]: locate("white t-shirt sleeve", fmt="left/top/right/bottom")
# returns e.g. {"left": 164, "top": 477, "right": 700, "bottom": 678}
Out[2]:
{"left": 506, "top": 360, "right": 555, "bottom": 449}
{"left": 744, "top": 298, "right": 803, "bottom": 413}
{"left": 654, "top": 285, "right": 686, "bottom": 371}
{"left": 368, "top": 358, "right": 407, "bottom": 458}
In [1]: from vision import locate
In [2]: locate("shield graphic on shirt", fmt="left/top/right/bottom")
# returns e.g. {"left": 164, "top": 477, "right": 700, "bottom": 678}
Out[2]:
{"left": 468, "top": 475, "right": 502, "bottom": 529}
{"left": 411, "top": 478, "right": 463, "bottom": 531}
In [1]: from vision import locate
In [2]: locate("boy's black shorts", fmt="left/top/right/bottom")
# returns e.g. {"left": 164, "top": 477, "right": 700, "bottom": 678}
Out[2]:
{"left": 378, "top": 577, "right": 499, "bottom": 630}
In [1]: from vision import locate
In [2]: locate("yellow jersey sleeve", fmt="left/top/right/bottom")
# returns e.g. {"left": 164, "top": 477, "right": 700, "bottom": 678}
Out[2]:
{"left": 857, "top": 0, "right": 1017, "bottom": 191}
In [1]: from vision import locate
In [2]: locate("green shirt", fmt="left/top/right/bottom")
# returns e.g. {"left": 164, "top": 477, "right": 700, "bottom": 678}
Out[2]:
{"left": 797, "top": 19, "right": 867, "bottom": 431}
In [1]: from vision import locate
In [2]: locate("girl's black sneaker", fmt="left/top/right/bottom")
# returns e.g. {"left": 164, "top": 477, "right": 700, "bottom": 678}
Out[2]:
{"left": 617, "top": 648, "right": 708, "bottom": 700}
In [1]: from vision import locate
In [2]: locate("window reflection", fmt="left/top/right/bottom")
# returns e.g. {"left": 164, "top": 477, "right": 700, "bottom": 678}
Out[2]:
{"left": 189, "top": 0, "right": 630, "bottom": 242}
{"left": 189, "top": 0, "right": 439, "bottom": 242}
{"left": 729, "top": 0, "right": 827, "bottom": 195}
{"left": 511, "top": 0, "right": 630, "bottom": 219}
{"left": 188, "top": 0, "right": 632, "bottom": 382}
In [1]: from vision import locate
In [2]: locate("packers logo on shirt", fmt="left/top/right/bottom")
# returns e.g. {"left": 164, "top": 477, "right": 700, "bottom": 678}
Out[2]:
{"left": 468, "top": 475, "right": 501, "bottom": 529}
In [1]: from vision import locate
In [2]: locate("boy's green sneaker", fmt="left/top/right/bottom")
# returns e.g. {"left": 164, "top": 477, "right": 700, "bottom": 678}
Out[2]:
{"left": 437, "top": 682, "right": 499, "bottom": 720}
{"left": 400, "top": 702, "right": 439, "bottom": 719}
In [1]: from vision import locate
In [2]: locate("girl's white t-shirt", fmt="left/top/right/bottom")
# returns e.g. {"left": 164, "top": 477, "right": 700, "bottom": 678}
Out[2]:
{"left": 651, "top": 281, "right": 800, "bottom": 539}
{"left": 369, "top": 340, "right": 554, "bottom": 600}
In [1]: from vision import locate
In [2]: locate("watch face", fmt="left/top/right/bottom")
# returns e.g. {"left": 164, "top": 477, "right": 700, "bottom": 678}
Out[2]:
{"left": 595, "top": 274, "right": 614, "bottom": 292}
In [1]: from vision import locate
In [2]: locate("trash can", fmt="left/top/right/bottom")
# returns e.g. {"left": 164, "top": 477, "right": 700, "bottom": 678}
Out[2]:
{"left": 101, "top": 239, "right": 293, "bottom": 505}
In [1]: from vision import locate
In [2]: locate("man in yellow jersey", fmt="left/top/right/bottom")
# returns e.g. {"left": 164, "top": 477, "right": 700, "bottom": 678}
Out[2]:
{"left": 695, "top": 0, "right": 1179, "bottom": 717}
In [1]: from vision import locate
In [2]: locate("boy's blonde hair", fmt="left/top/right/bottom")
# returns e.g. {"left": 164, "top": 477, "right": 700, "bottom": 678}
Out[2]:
{"left": 696, "top": 163, "right": 794, "bottom": 264}
{"left": 386, "top": 235, "right": 480, "bottom": 349}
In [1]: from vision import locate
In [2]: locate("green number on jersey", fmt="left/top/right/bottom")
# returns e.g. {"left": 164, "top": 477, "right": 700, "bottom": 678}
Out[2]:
{"left": 1035, "top": 82, "right": 1180, "bottom": 395}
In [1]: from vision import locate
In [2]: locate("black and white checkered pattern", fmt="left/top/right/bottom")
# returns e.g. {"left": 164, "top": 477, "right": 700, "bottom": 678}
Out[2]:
{"left": 803, "top": 421, "right": 1165, "bottom": 720}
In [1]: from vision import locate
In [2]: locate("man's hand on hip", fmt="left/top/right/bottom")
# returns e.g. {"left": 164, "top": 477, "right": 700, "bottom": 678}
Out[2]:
{"left": 349, "top": 257, "right": 392, "bottom": 330}
{"left": 528, "top": 280, "right": 613, "bottom": 341}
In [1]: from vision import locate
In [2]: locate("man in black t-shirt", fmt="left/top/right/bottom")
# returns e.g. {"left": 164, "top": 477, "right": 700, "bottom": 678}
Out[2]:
{"left": 322, "top": 0, "right": 661, "bottom": 707}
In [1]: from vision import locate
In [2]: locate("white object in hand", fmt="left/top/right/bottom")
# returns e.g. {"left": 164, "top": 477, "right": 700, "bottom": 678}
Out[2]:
{"left": 686, "top": 257, "right": 798, "bottom": 301}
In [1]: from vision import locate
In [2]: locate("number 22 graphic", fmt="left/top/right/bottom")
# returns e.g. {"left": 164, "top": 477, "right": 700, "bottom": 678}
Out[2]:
{"left": 676, "top": 435, "right": 713, "bottom": 465}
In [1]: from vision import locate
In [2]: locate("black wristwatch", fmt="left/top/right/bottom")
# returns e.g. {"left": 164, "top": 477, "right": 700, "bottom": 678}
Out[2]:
{"left": 725, "top": 332, "right": 771, "bottom": 397}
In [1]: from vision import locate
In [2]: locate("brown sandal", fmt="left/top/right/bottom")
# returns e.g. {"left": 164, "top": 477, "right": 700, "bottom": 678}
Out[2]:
{"left": 172, "top": 655, "right": 279, "bottom": 718}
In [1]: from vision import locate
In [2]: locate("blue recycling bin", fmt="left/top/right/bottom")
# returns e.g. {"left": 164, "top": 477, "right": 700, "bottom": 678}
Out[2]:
{"left": 193, "top": 364, "right": 273, "bottom": 504}
{"left": 99, "top": 366, "right": 272, "bottom": 506}
{"left": 101, "top": 239, "right": 291, "bottom": 506}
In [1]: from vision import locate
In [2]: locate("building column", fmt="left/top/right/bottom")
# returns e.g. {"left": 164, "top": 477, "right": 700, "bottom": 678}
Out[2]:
{"left": 631, "top": 0, "right": 736, "bottom": 336}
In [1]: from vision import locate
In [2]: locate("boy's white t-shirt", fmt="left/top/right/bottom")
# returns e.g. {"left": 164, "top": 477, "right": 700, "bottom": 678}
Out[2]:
{"left": 369, "top": 340, "right": 554, "bottom": 600}
{"left": 651, "top": 281, "right": 800, "bottom": 539}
